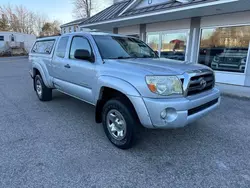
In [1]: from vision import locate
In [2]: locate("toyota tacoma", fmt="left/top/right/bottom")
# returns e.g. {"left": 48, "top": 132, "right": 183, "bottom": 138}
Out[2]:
{"left": 29, "top": 32, "right": 220, "bottom": 149}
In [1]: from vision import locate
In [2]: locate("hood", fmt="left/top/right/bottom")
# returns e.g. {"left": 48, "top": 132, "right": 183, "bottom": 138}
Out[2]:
{"left": 104, "top": 58, "right": 209, "bottom": 75}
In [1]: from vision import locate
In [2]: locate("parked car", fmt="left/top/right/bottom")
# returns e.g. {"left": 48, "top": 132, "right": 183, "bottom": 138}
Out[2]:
{"left": 160, "top": 51, "right": 185, "bottom": 61}
{"left": 198, "top": 48, "right": 225, "bottom": 67}
{"left": 211, "top": 48, "right": 248, "bottom": 72}
{"left": 29, "top": 32, "right": 220, "bottom": 149}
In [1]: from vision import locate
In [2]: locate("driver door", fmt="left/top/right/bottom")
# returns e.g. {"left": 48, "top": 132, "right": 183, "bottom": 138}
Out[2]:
{"left": 63, "top": 36, "right": 96, "bottom": 104}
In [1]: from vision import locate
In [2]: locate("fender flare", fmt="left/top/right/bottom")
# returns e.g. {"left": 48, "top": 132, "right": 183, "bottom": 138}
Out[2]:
{"left": 94, "top": 76, "right": 149, "bottom": 124}
{"left": 32, "top": 62, "right": 53, "bottom": 88}
{"left": 95, "top": 75, "right": 141, "bottom": 102}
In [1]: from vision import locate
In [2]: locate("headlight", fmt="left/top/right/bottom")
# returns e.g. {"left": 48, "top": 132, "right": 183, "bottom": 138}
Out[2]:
{"left": 213, "top": 56, "right": 219, "bottom": 62}
{"left": 146, "top": 76, "right": 183, "bottom": 96}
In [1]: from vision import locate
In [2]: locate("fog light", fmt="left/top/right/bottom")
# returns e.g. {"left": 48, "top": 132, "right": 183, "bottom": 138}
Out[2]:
{"left": 240, "top": 65, "right": 245, "bottom": 71}
{"left": 161, "top": 108, "right": 178, "bottom": 122}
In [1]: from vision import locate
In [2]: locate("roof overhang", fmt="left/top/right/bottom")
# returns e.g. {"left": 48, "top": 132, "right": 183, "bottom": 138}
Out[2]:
{"left": 79, "top": 0, "right": 249, "bottom": 30}
{"left": 61, "top": 19, "right": 85, "bottom": 28}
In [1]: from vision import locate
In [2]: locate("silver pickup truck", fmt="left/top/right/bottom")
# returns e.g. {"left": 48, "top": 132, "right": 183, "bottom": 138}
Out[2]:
{"left": 29, "top": 32, "right": 220, "bottom": 149}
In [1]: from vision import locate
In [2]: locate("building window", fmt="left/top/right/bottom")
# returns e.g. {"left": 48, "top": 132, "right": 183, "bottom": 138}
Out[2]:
{"left": 161, "top": 32, "right": 187, "bottom": 61}
{"left": 64, "top": 28, "right": 66, "bottom": 33}
{"left": 198, "top": 25, "right": 250, "bottom": 73}
{"left": 0, "top": 36, "right": 4, "bottom": 41}
{"left": 147, "top": 31, "right": 188, "bottom": 61}
{"left": 147, "top": 34, "right": 160, "bottom": 52}
{"left": 69, "top": 27, "right": 72, "bottom": 33}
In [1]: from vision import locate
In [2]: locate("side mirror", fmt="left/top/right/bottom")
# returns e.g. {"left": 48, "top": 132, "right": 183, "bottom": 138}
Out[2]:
{"left": 74, "top": 49, "right": 93, "bottom": 62}
{"left": 154, "top": 50, "right": 159, "bottom": 57}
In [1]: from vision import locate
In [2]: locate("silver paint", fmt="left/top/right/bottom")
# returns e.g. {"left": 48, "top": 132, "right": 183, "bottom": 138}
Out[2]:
{"left": 29, "top": 32, "right": 221, "bottom": 129}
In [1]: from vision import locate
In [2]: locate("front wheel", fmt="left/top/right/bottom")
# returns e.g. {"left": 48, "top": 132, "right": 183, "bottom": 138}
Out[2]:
{"left": 102, "top": 99, "right": 137, "bottom": 149}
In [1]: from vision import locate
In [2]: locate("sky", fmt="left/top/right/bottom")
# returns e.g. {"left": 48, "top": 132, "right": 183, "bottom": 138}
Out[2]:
{"left": 1, "top": 0, "right": 74, "bottom": 24}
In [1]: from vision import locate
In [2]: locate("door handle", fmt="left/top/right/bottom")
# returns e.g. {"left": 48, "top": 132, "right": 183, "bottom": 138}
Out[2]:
{"left": 64, "top": 64, "right": 71, "bottom": 68}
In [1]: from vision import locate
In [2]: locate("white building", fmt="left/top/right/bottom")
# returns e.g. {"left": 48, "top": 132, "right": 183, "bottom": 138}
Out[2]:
{"left": 61, "top": 0, "right": 116, "bottom": 34}
{"left": 60, "top": 19, "right": 85, "bottom": 34}
{"left": 79, "top": 0, "right": 250, "bottom": 87}
{"left": 0, "top": 32, "right": 36, "bottom": 56}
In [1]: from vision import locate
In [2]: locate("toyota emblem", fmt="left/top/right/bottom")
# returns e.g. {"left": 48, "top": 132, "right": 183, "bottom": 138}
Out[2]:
{"left": 199, "top": 78, "right": 207, "bottom": 90}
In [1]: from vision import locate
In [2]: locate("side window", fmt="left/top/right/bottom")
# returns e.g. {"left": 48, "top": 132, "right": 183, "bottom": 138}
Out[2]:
{"left": 56, "top": 37, "right": 69, "bottom": 58}
{"left": 0, "top": 36, "right": 4, "bottom": 41}
{"left": 69, "top": 36, "right": 92, "bottom": 59}
{"left": 32, "top": 40, "right": 55, "bottom": 54}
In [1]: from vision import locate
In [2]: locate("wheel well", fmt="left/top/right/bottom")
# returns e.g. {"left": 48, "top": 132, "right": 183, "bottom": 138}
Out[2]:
{"left": 95, "top": 87, "right": 139, "bottom": 123}
{"left": 33, "top": 68, "right": 40, "bottom": 77}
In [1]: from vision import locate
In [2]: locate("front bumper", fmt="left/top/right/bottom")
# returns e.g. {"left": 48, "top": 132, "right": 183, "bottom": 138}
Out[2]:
{"left": 130, "top": 88, "right": 220, "bottom": 129}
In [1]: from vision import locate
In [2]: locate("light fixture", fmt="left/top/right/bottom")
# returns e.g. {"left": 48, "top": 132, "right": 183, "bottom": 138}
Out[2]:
{"left": 176, "top": 0, "right": 192, "bottom": 3}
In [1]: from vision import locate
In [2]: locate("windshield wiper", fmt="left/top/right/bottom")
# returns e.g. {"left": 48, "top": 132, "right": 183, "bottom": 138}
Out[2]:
{"left": 108, "top": 56, "right": 132, "bottom": 59}
{"left": 117, "top": 56, "right": 132, "bottom": 59}
{"left": 140, "top": 55, "right": 155, "bottom": 58}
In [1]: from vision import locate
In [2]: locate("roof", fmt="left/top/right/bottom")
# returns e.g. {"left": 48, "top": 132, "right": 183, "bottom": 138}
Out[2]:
{"left": 0, "top": 31, "right": 36, "bottom": 36}
{"left": 121, "top": 0, "right": 219, "bottom": 17}
{"left": 36, "top": 36, "right": 59, "bottom": 41}
{"left": 80, "top": 0, "right": 132, "bottom": 25}
{"left": 79, "top": 0, "right": 220, "bottom": 26}
{"left": 61, "top": 31, "right": 136, "bottom": 38}
{"left": 61, "top": 18, "right": 86, "bottom": 28}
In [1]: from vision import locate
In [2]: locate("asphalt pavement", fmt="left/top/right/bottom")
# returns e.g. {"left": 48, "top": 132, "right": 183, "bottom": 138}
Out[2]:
{"left": 0, "top": 56, "right": 250, "bottom": 188}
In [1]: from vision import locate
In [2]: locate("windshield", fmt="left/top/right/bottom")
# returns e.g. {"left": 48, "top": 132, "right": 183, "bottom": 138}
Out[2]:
{"left": 93, "top": 35, "right": 158, "bottom": 59}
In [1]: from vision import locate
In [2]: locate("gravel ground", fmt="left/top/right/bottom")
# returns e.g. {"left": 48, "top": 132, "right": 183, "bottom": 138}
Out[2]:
{"left": 0, "top": 56, "right": 250, "bottom": 188}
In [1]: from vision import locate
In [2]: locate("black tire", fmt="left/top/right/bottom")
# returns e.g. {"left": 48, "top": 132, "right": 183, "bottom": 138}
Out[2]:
{"left": 34, "top": 74, "right": 52, "bottom": 101}
{"left": 102, "top": 99, "right": 137, "bottom": 149}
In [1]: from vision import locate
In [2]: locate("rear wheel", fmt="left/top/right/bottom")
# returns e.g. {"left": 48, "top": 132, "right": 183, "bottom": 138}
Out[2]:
{"left": 102, "top": 99, "right": 137, "bottom": 149}
{"left": 34, "top": 74, "right": 52, "bottom": 101}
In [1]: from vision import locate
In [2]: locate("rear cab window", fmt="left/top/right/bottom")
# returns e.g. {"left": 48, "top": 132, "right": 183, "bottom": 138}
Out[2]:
{"left": 56, "top": 36, "right": 69, "bottom": 58}
{"left": 31, "top": 40, "right": 55, "bottom": 54}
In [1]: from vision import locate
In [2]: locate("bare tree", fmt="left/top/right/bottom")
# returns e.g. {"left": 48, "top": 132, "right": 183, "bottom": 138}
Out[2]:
{"left": 72, "top": 0, "right": 92, "bottom": 19}
{"left": 0, "top": 4, "right": 60, "bottom": 36}
{"left": 34, "top": 13, "right": 48, "bottom": 35}
{"left": 14, "top": 5, "right": 36, "bottom": 34}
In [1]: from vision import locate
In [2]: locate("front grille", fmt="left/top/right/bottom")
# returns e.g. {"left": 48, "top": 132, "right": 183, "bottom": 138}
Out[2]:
{"left": 188, "top": 98, "right": 219, "bottom": 116}
{"left": 187, "top": 72, "right": 214, "bottom": 96}
{"left": 219, "top": 57, "right": 241, "bottom": 64}
{"left": 225, "top": 57, "right": 241, "bottom": 64}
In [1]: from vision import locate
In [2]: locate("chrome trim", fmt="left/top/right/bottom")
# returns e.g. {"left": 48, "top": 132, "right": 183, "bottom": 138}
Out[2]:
{"left": 178, "top": 69, "right": 214, "bottom": 97}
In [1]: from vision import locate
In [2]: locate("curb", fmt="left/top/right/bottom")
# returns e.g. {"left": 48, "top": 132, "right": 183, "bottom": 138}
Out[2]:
{"left": 221, "top": 92, "right": 250, "bottom": 100}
